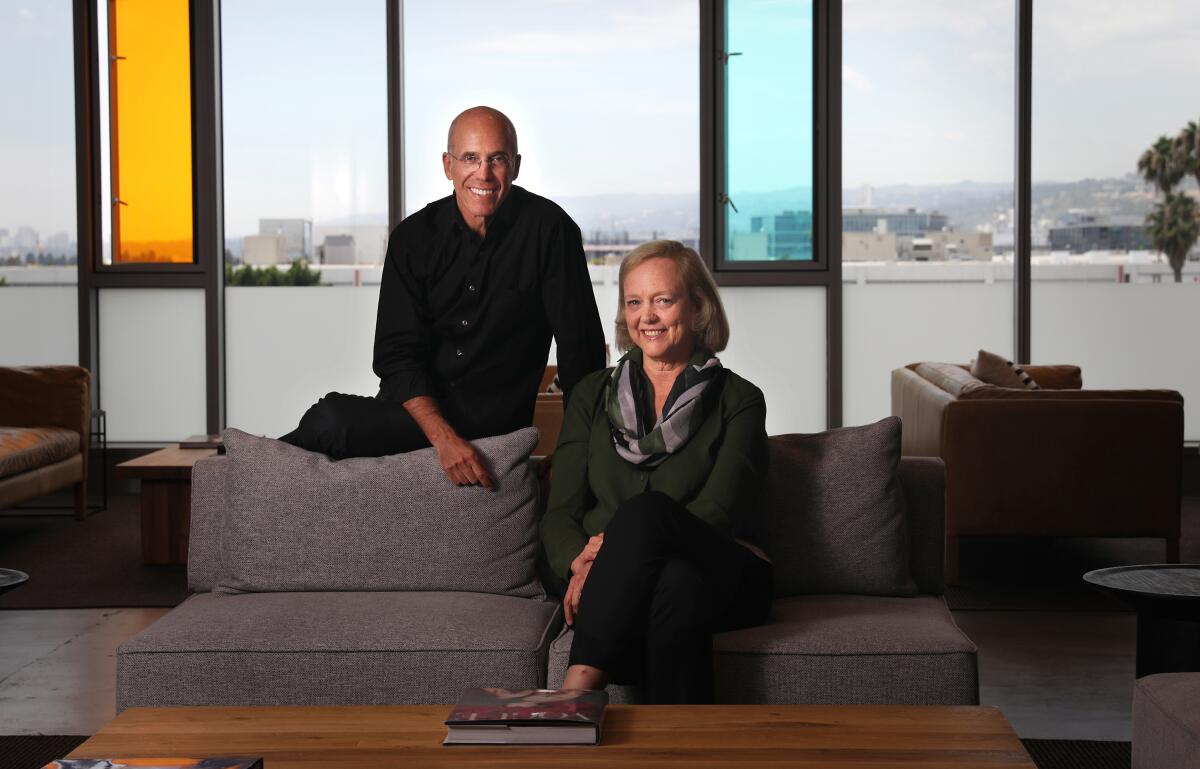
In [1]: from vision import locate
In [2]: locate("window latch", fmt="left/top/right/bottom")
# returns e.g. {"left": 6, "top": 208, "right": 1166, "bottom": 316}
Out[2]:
{"left": 718, "top": 51, "right": 742, "bottom": 63}
{"left": 112, "top": 197, "right": 127, "bottom": 207}
{"left": 111, "top": 55, "right": 126, "bottom": 62}
{"left": 720, "top": 194, "right": 739, "bottom": 214}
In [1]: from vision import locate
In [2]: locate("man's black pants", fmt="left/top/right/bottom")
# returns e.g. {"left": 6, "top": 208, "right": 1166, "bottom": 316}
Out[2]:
{"left": 568, "top": 491, "right": 773, "bottom": 704}
{"left": 278, "top": 392, "right": 433, "bottom": 459}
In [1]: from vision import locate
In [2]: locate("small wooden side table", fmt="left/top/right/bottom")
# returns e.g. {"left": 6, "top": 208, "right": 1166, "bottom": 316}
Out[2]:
{"left": 1084, "top": 564, "right": 1200, "bottom": 677}
{"left": 116, "top": 446, "right": 217, "bottom": 565}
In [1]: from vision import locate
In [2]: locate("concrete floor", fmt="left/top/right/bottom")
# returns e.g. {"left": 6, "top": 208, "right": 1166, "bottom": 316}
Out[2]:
{"left": 0, "top": 603, "right": 1139, "bottom": 740}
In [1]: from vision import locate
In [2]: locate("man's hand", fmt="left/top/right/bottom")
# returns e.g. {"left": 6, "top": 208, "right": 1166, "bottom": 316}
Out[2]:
{"left": 564, "top": 534, "right": 603, "bottom": 625}
{"left": 432, "top": 432, "right": 494, "bottom": 489}
{"left": 403, "top": 395, "right": 493, "bottom": 489}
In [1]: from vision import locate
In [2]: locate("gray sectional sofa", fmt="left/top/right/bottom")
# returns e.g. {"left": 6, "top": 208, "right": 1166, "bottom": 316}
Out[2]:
{"left": 117, "top": 420, "right": 977, "bottom": 711}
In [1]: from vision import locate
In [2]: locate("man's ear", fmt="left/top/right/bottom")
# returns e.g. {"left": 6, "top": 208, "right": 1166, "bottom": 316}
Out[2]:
{"left": 511, "top": 154, "right": 521, "bottom": 180}
{"left": 442, "top": 152, "right": 453, "bottom": 181}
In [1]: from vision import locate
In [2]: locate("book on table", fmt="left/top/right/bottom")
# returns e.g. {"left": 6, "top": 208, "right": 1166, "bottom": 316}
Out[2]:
{"left": 444, "top": 687, "right": 609, "bottom": 745}
{"left": 43, "top": 759, "right": 262, "bottom": 769}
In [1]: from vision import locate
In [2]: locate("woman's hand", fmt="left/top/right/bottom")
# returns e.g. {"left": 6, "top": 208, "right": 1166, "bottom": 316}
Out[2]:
{"left": 563, "top": 534, "right": 603, "bottom": 625}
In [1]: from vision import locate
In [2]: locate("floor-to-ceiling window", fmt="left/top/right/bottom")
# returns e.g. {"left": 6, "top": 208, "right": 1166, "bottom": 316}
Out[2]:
{"left": 0, "top": 0, "right": 79, "bottom": 366}
{"left": 842, "top": 0, "right": 1015, "bottom": 426}
{"left": 221, "top": 0, "right": 388, "bottom": 437}
{"left": 1031, "top": 0, "right": 1200, "bottom": 440}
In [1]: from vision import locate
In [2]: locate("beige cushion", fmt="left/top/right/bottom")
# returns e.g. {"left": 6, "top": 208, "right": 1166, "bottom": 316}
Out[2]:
{"left": 913, "top": 362, "right": 989, "bottom": 398}
{"left": 970, "top": 349, "right": 1040, "bottom": 390}
{"left": 0, "top": 426, "right": 80, "bottom": 481}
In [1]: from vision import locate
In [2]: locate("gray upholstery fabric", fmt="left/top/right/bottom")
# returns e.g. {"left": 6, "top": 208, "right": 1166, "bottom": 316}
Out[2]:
{"left": 188, "top": 455, "right": 227, "bottom": 592}
{"left": 765, "top": 418, "right": 917, "bottom": 597}
{"left": 897, "top": 457, "right": 946, "bottom": 595}
{"left": 117, "top": 591, "right": 561, "bottom": 711}
{"left": 547, "top": 595, "right": 976, "bottom": 705}
{"left": 1133, "top": 673, "right": 1200, "bottom": 769}
{"left": 216, "top": 427, "right": 542, "bottom": 598}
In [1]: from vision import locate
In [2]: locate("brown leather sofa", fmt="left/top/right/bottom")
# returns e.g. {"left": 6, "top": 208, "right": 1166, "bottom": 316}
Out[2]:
{"left": 892, "top": 361, "right": 1183, "bottom": 584}
{"left": 0, "top": 366, "right": 92, "bottom": 519}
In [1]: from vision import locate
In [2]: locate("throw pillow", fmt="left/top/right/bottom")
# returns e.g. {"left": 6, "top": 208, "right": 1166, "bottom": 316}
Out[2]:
{"left": 215, "top": 426, "right": 543, "bottom": 598}
{"left": 971, "top": 349, "right": 1041, "bottom": 390}
{"left": 764, "top": 416, "right": 917, "bottom": 597}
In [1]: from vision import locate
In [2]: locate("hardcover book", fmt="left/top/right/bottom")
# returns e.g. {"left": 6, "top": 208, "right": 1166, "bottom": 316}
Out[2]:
{"left": 180, "top": 434, "right": 223, "bottom": 450}
{"left": 43, "top": 759, "right": 263, "bottom": 769}
{"left": 444, "top": 687, "right": 609, "bottom": 745}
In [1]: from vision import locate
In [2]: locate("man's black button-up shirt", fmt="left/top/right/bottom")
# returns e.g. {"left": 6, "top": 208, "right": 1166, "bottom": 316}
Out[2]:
{"left": 373, "top": 185, "right": 606, "bottom": 440}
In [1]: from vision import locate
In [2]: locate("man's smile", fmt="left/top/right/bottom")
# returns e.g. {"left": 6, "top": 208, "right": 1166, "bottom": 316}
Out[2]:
{"left": 468, "top": 187, "right": 497, "bottom": 197}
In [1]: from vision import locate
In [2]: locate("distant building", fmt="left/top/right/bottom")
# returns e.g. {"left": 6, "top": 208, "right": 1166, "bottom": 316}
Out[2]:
{"left": 322, "top": 234, "right": 357, "bottom": 265}
{"left": 747, "top": 210, "right": 813, "bottom": 260}
{"left": 920, "top": 231, "right": 993, "bottom": 261}
{"left": 843, "top": 208, "right": 948, "bottom": 236}
{"left": 312, "top": 224, "right": 388, "bottom": 264}
{"left": 242, "top": 234, "right": 287, "bottom": 265}
{"left": 1048, "top": 214, "right": 1150, "bottom": 253}
{"left": 258, "top": 218, "right": 313, "bottom": 261}
{"left": 842, "top": 232, "right": 897, "bottom": 261}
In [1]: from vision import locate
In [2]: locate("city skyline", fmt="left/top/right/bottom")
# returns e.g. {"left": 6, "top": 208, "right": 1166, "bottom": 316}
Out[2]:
{"left": 5, "top": 1, "right": 1200, "bottom": 237}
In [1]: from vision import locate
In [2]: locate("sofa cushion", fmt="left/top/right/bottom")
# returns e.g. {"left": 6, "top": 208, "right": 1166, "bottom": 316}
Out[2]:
{"left": 216, "top": 427, "right": 543, "bottom": 598}
{"left": 0, "top": 426, "right": 79, "bottom": 481}
{"left": 117, "top": 591, "right": 561, "bottom": 710}
{"left": 547, "top": 595, "right": 977, "bottom": 705}
{"left": 1023, "top": 364, "right": 1082, "bottom": 390}
{"left": 971, "top": 349, "right": 1040, "bottom": 390}
{"left": 764, "top": 418, "right": 917, "bottom": 597}
{"left": 1133, "top": 673, "right": 1200, "bottom": 769}
{"left": 913, "top": 362, "right": 989, "bottom": 397}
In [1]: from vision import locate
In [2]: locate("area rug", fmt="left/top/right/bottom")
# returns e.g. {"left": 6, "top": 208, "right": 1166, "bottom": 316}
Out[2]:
{"left": 0, "top": 735, "right": 88, "bottom": 769}
{"left": 1021, "top": 738, "right": 1130, "bottom": 769}
{"left": 0, "top": 495, "right": 188, "bottom": 610}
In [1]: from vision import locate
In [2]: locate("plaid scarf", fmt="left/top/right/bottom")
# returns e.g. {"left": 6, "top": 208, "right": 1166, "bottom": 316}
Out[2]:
{"left": 605, "top": 347, "right": 723, "bottom": 467}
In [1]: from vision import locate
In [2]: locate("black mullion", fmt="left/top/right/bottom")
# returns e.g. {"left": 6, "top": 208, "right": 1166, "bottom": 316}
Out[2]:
{"left": 823, "top": 0, "right": 842, "bottom": 428}
{"left": 388, "top": 0, "right": 404, "bottom": 231}
{"left": 1014, "top": 0, "right": 1032, "bottom": 362}
{"left": 74, "top": 0, "right": 100, "bottom": 409}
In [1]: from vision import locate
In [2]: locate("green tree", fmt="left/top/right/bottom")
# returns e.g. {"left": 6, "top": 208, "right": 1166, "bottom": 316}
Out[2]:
{"left": 0, "top": 276, "right": 8, "bottom": 287}
{"left": 1176, "top": 119, "right": 1200, "bottom": 188}
{"left": 224, "top": 260, "right": 322, "bottom": 286}
{"left": 1145, "top": 192, "right": 1199, "bottom": 283}
{"left": 1138, "top": 135, "right": 1184, "bottom": 194}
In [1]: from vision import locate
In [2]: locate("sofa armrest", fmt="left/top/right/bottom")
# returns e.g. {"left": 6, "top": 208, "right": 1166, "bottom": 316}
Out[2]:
{"left": 891, "top": 367, "right": 954, "bottom": 458}
{"left": 898, "top": 456, "right": 946, "bottom": 595}
{"left": 942, "top": 398, "right": 1183, "bottom": 538}
{"left": 0, "top": 366, "right": 91, "bottom": 456}
{"left": 188, "top": 455, "right": 228, "bottom": 592}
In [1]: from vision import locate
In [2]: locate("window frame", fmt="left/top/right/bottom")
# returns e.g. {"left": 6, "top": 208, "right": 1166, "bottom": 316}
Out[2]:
{"left": 700, "top": 0, "right": 839, "bottom": 288}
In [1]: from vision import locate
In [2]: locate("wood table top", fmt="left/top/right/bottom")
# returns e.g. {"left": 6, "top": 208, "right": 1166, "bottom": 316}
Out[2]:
{"left": 67, "top": 704, "right": 1036, "bottom": 768}
{"left": 1084, "top": 564, "right": 1200, "bottom": 601}
{"left": 115, "top": 446, "right": 219, "bottom": 480}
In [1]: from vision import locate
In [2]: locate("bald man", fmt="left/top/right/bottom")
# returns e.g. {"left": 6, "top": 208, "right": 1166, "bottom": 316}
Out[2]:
{"left": 280, "top": 107, "right": 605, "bottom": 487}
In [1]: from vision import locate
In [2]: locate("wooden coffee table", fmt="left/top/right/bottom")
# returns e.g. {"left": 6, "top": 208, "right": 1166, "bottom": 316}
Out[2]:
{"left": 116, "top": 446, "right": 218, "bottom": 565}
{"left": 68, "top": 704, "right": 1035, "bottom": 767}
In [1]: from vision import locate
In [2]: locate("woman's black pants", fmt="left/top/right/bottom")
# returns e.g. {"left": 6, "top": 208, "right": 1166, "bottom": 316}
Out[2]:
{"left": 567, "top": 490, "right": 773, "bottom": 704}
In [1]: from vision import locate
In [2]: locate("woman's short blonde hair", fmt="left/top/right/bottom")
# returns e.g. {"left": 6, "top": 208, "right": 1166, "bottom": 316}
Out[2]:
{"left": 614, "top": 240, "right": 730, "bottom": 354}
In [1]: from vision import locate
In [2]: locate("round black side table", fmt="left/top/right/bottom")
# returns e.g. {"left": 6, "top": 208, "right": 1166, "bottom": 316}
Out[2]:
{"left": 1083, "top": 564, "right": 1200, "bottom": 678}
{"left": 0, "top": 568, "right": 30, "bottom": 595}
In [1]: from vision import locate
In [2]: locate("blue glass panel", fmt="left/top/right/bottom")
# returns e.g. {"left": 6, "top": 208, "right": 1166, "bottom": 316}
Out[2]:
{"left": 725, "top": 0, "right": 814, "bottom": 262}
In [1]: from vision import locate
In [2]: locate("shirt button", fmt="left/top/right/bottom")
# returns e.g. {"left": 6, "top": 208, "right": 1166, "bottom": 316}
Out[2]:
{"left": 461, "top": 319, "right": 469, "bottom": 327}
{"left": 467, "top": 283, "right": 476, "bottom": 292}
{"left": 456, "top": 349, "right": 463, "bottom": 357}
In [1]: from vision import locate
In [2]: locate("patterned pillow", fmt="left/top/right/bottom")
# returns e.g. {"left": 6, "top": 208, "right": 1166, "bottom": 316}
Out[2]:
{"left": 971, "top": 349, "right": 1041, "bottom": 390}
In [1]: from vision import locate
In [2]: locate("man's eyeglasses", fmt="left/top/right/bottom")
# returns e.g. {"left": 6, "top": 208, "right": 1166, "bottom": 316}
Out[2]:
{"left": 447, "top": 152, "right": 515, "bottom": 172}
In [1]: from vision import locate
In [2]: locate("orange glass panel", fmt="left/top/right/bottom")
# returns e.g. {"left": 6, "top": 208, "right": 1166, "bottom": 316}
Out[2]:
{"left": 109, "top": 0, "right": 193, "bottom": 263}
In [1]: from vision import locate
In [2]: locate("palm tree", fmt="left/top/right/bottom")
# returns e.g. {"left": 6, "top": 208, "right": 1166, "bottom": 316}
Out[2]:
{"left": 1138, "top": 135, "right": 1184, "bottom": 195}
{"left": 1145, "top": 192, "right": 1199, "bottom": 283}
{"left": 1176, "top": 119, "right": 1200, "bottom": 187}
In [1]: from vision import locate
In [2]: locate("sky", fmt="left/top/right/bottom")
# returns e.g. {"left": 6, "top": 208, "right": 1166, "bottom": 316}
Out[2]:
{"left": 4, "top": 0, "right": 1200, "bottom": 238}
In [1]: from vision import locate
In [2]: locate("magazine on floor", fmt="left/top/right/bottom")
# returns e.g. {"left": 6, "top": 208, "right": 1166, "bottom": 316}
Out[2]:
{"left": 444, "top": 687, "right": 609, "bottom": 745}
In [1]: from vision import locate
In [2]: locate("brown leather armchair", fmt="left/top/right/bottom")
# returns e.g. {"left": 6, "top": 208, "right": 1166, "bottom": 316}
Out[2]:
{"left": 0, "top": 366, "right": 92, "bottom": 519}
{"left": 892, "top": 362, "right": 1183, "bottom": 584}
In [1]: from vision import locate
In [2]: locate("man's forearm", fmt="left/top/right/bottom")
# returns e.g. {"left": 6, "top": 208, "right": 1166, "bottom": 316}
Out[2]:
{"left": 402, "top": 395, "right": 458, "bottom": 445}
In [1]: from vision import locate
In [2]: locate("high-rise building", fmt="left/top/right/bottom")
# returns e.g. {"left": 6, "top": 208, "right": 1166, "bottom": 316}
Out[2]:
{"left": 748, "top": 210, "right": 814, "bottom": 260}
{"left": 1048, "top": 214, "right": 1150, "bottom": 253}
{"left": 842, "top": 208, "right": 948, "bottom": 235}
